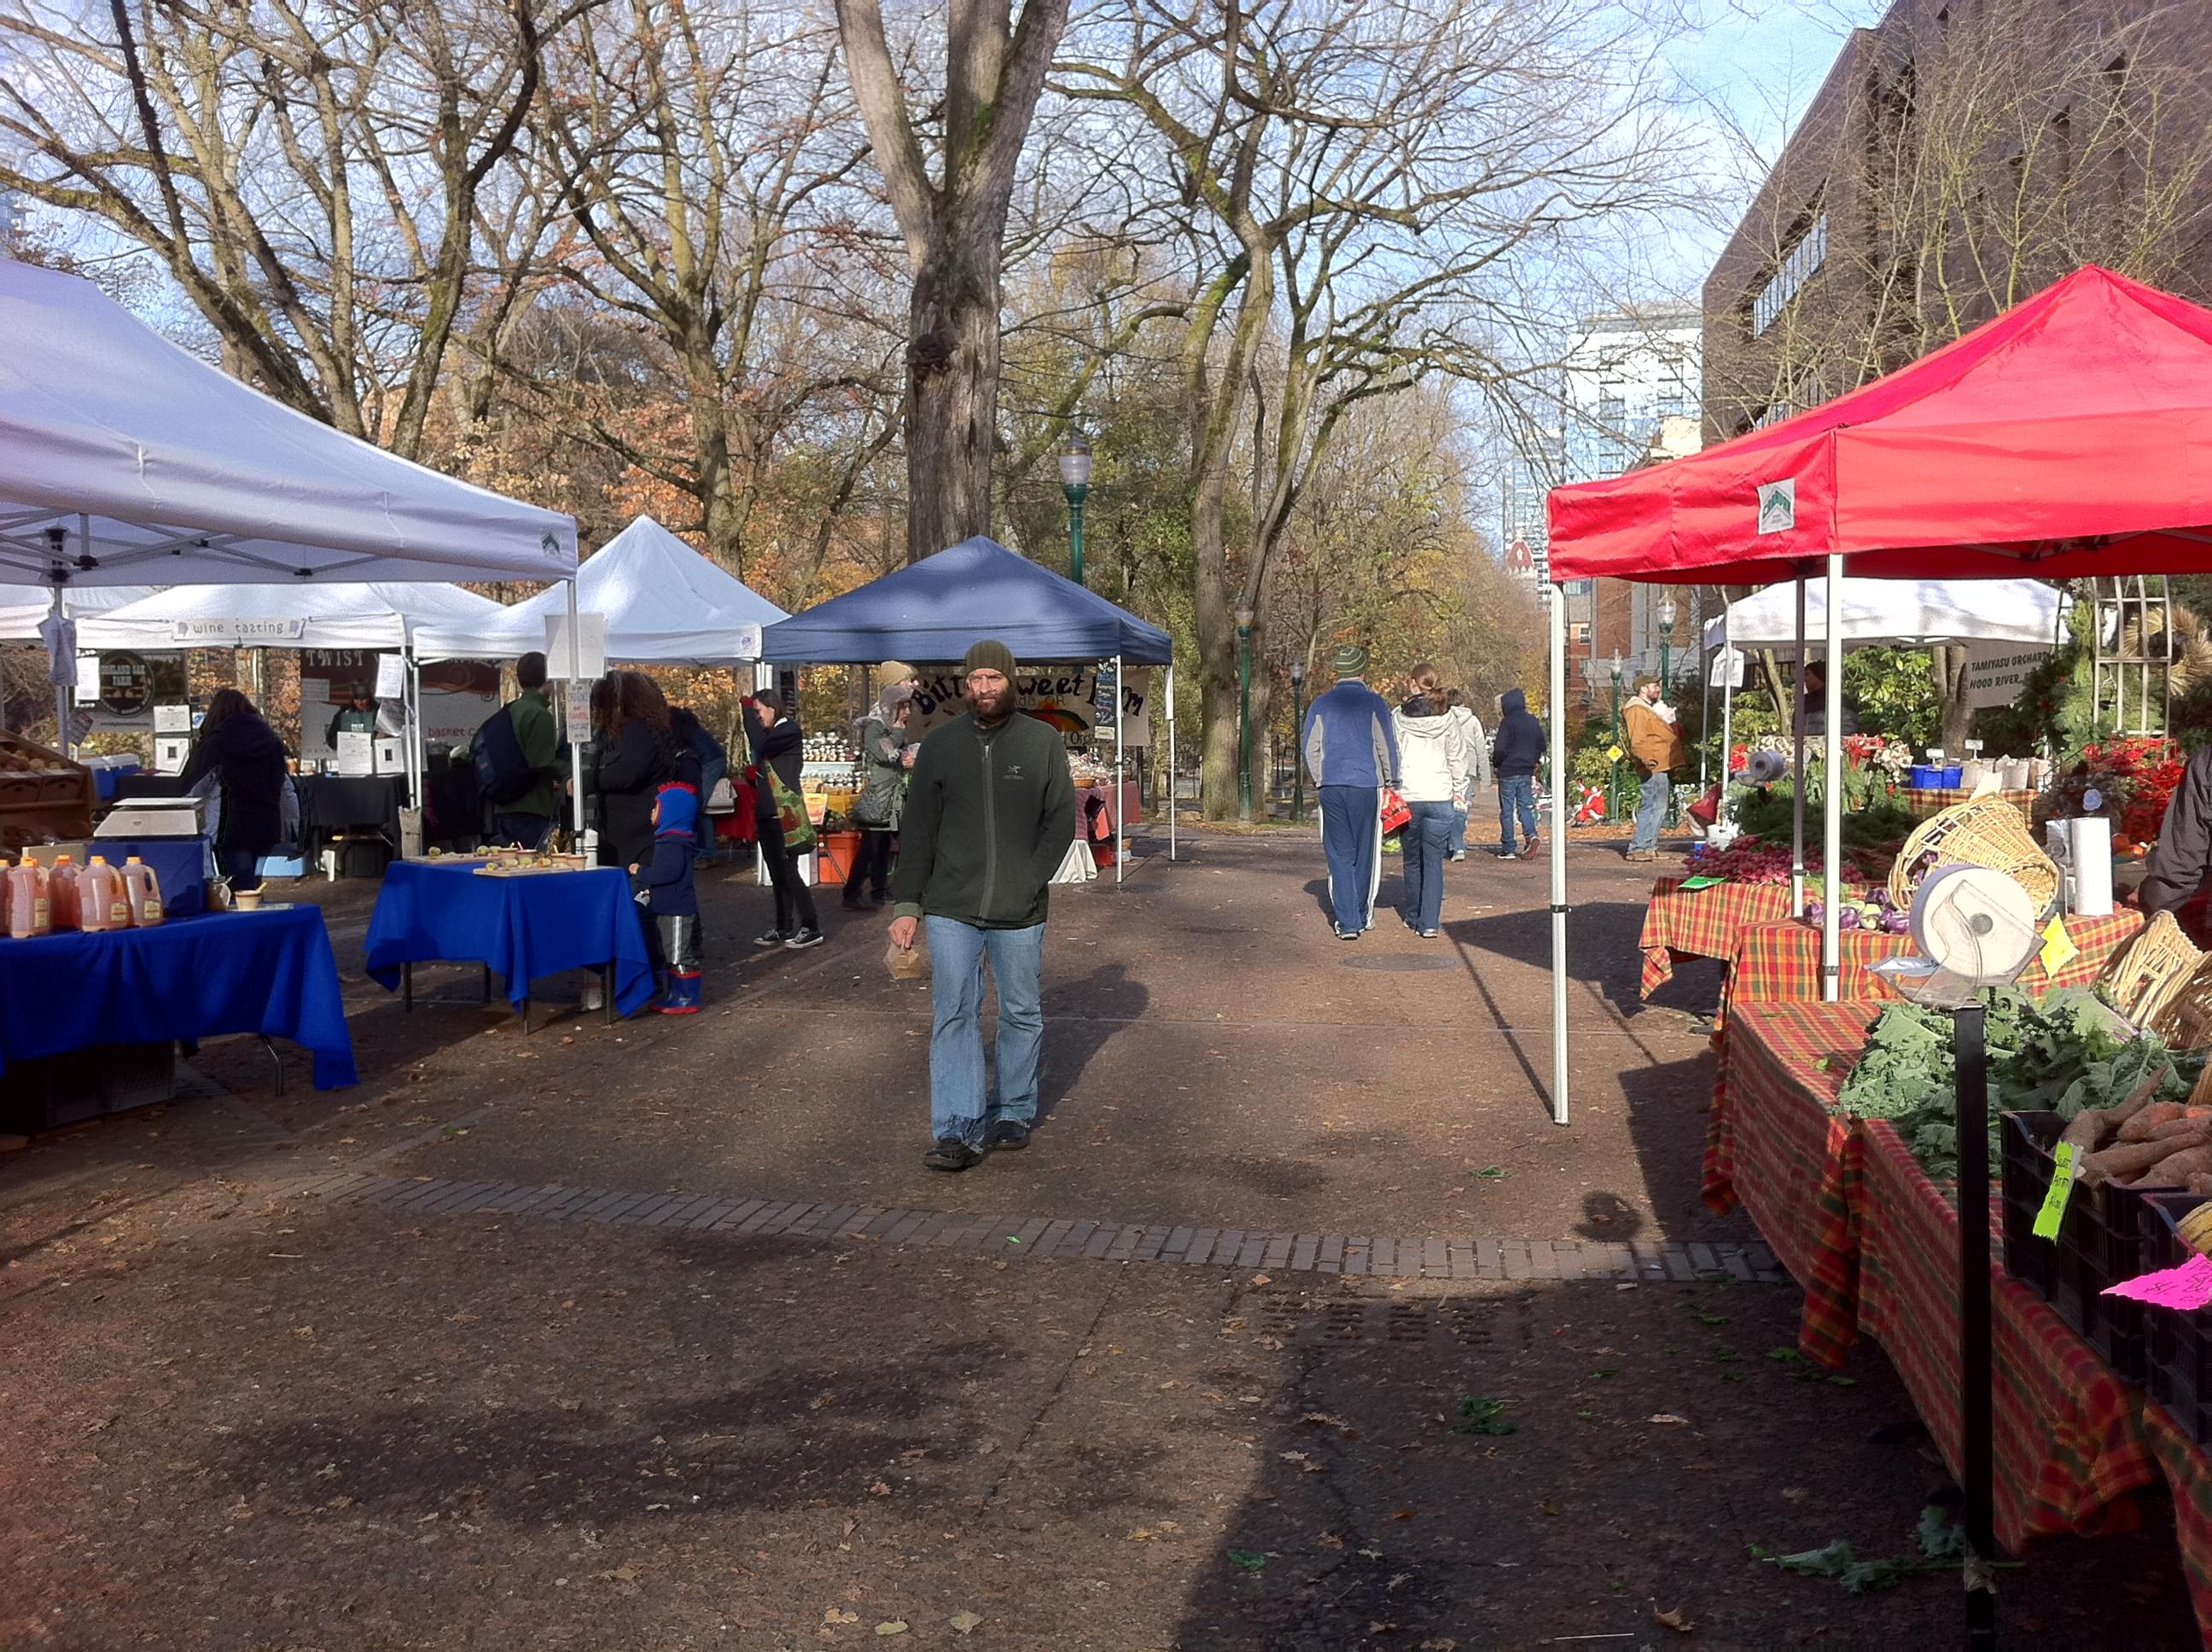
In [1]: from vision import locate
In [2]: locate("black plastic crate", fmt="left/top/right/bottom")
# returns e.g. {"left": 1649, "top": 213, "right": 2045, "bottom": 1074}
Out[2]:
{"left": 2000, "top": 1110, "right": 2174, "bottom": 1382}
{"left": 2139, "top": 1193, "right": 2212, "bottom": 1446}
{"left": 0, "top": 1041, "right": 176, "bottom": 1134}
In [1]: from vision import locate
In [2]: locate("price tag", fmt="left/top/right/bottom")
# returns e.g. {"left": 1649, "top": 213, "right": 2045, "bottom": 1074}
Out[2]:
{"left": 2039, "top": 915, "right": 2079, "bottom": 978}
{"left": 564, "top": 679, "right": 591, "bottom": 744}
{"left": 1606, "top": 744, "right": 1625, "bottom": 763}
{"left": 2032, "top": 1141, "right": 2079, "bottom": 1240}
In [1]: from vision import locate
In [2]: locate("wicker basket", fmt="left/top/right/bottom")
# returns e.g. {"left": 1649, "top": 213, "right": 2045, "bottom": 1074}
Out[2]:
{"left": 1885, "top": 795, "right": 2060, "bottom": 916}
{"left": 2104, "top": 911, "right": 2206, "bottom": 1036}
{"left": 2159, "top": 954, "right": 2212, "bottom": 1058}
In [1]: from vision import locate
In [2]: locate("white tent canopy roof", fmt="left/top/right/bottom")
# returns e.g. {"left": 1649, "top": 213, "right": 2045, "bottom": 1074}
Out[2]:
{"left": 0, "top": 259, "right": 576, "bottom": 588}
{"left": 413, "top": 515, "right": 786, "bottom": 665}
{"left": 1703, "top": 577, "right": 2064, "bottom": 654}
{"left": 0, "top": 585, "right": 154, "bottom": 643}
{"left": 77, "top": 581, "right": 506, "bottom": 652}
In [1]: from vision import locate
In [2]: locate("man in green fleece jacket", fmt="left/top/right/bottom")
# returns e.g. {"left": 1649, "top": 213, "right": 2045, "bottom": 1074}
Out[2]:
{"left": 890, "top": 638, "right": 1078, "bottom": 1172}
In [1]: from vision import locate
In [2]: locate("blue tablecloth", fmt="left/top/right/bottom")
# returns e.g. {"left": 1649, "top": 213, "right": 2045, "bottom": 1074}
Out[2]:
{"left": 0, "top": 907, "right": 356, "bottom": 1089}
{"left": 363, "top": 861, "right": 655, "bottom": 1016}
{"left": 90, "top": 837, "right": 209, "bottom": 917}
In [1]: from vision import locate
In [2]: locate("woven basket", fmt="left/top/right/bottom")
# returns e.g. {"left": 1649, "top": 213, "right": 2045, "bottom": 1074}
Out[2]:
{"left": 2105, "top": 911, "right": 2207, "bottom": 1037}
{"left": 1885, "top": 795, "right": 2060, "bottom": 915}
{"left": 2159, "top": 954, "right": 2212, "bottom": 1058}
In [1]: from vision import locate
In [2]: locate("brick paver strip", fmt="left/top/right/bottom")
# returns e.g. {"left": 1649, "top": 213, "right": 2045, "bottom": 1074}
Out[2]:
{"left": 1030, "top": 1219, "right": 1075, "bottom": 1259}
{"left": 1084, "top": 1223, "right": 1121, "bottom": 1259}
{"left": 880, "top": 1208, "right": 930, "bottom": 1244}
{"left": 712, "top": 1199, "right": 767, "bottom": 1231}
{"left": 620, "top": 1194, "right": 678, "bottom": 1225}
{"left": 735, "top": 1201, "right": 790, "bottom": 1235}
{"left": 387, "top": 1179, "right": 452, "bottom": 1213}
{"left": 1290, "top": 1235, "right": 1318, "bottom": 1272}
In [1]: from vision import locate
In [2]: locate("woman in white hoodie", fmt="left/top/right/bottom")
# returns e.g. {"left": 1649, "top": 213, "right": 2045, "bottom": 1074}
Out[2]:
{"left": 1392, "top": 664, "right": 1470, "bottom": 938}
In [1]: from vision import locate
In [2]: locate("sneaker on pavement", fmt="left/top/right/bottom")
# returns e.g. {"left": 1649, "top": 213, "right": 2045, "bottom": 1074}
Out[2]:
{"left": 1623, "top": 849, "right": 1658, "bottom": 863}
{"left": 987, "top": 1120, "right": 1032, "bottom": 1152}
{"left": 1334, "top": 924, "right": 1359, "bottom": 941}
{"left": 784, "top": 928, "right": 827, "bottom": 950}
{"left": 1520, "top": 837, "right": 1541, "bottom": 859}
{"left": 1419, "top": 928, "right": 1440, "bottom": 939}
{"left": 1449, "top": 850, "right": 1466, "bottom": 862}
{"left": 923, "top": 1137, "right": 984, "bottom": 1172}
{"left": 1493, "top": 850, "right": 1518, "bottom": 861}
{"left": 753, "top": 928, "right": 787, "bottom": 947}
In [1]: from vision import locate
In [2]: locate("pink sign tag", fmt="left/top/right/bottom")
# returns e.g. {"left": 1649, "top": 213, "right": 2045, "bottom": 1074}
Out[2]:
{"left": 2103, "top": 1254, "right": 2212, "bottom": 1310}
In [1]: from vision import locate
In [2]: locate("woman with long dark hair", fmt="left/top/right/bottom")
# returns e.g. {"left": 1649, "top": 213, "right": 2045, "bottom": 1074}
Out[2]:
{"left": 180, "top": 688, "right": 290, "bottom": 890}
{"left": 590, "top": 671, "right": 674, "bottom": 870}
{"left": 744, "top": 690, "right": 822, "bottom": 948}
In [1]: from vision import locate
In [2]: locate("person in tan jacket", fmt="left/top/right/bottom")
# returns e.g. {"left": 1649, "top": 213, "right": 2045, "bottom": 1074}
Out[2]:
{"left": 1622, "top": 675, "right": 1686, "bottom": 862}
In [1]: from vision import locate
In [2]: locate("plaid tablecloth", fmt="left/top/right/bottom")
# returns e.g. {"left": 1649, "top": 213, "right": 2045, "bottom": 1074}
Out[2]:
{"left": 2144, "top": 1401, "right": 2212, "bottom": 1646}
{"left": 1904, "top": 787, "right": 2038, "bottom": 821}
{"left": 1640, "top": 878, "right": 1798, "bottom": 996}
{"left": 1718, "top": 908, "right": 2145, "bottom": 1023}
{"left": 1703, "top": 1002, "right": 1877, "bottom": 1366}
{"left": 1854, "top": 1121, "right": 2157, "bottom": 1552}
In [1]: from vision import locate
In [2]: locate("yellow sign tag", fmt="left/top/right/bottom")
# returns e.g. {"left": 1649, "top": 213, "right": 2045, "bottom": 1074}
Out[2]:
{"left": 2033, "top": 1141, "right": 2079, "bottom": 1240}
{"left": 1606, "top": 744, "right": 1625, "bottom": 763}
{"left": 2039, "top": 915, "right": 2079, "bottom": 978}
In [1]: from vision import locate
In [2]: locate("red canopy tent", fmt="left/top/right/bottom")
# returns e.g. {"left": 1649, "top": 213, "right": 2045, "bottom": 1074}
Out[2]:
{"left": 1549, "top": 265, "right": 2212, "bottom": 589}
{"left": 1540, "top": 265, "right": 2212, "bottom": 1637}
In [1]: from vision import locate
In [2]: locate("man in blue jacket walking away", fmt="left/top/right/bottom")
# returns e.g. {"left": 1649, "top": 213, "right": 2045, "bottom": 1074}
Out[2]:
{"left": 1301, "top": 643, "right": 1400, "bottom": 939}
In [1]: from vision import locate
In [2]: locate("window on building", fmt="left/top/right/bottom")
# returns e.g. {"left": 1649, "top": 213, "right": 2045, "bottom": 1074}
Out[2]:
{"left": 1749, "top": 211, "right": 1828, "bottom": 339}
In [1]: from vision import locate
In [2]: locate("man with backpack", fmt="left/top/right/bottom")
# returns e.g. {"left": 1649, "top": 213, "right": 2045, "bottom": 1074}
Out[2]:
{"left": 474, "top": 650, "right": 563, "bottom": 849}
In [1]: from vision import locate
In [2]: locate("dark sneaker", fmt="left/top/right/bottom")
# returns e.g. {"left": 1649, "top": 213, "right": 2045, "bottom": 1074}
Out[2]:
{"left": 923, "top": 1137, "right": 984, "bottom": 1172}
{"left": 753, "top": 928, "right": 787, "bottom": 947}
{"left": 1493, "top": 850, "right": 1519, "bottom": 861}
{"left": 841, "top": 894, "right": 872, "bottom": 911}
{"left": 987, "top": 1120, "right": 1032, "bottom": 1152}
{"left": 784, "top": 928, "right": 826, "bottom": 950}
{"left": 1519, "top": 837, "right": 1540, "bottom": 860}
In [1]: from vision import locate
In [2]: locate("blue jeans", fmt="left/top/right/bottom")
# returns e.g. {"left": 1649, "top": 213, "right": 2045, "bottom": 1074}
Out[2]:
{"left": 1402, "top": 801, "right": 1454, "bottom": 933}
{"left": 1499, "top": 774, "right": 1538, "bottom": 852}
{"left": 1318, "top": 784, "right": 1378, "bottom": 934}
{"left": 1630, "top": 768, "right": 1670, "bottom": 852}
{"left": 1446, "top": 803, "right": 1468, "bottom": 857}
{"left": 493, "top": 811, "right": 553, "bottom": 851}
{"left": 924, "top": 916, "right": 1045, "bottom": 1146}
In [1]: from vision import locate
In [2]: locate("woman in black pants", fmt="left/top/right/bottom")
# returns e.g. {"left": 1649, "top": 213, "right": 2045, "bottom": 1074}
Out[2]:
{"left": 744, "top": 691, "right": 822, "bottom": 949}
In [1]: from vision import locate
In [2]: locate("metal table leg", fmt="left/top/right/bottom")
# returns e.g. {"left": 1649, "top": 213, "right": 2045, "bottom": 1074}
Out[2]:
{"left": 402, "top": 960, "right": 413, "bottom": 1012}
{"left": 602, "top": 963, "right": 615, "bottom": 1024}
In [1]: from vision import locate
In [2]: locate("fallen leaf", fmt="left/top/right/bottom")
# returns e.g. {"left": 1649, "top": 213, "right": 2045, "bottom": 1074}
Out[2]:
{"left": 870, "top": 1480, "right": 892, "bottom": 1497}
{"left": 1228, "top": 1550, "right": 1268, "bottom": 1572}
{"left": 1391, "top": 1509, "right": 1417, "bottom": 1521}
{"left": 824, "top": 1608, "right": 859, "bottom": 1624}
{"left": 1251, "top": 1273, "right": 1272, "bottom": 1285}
{"left": 1783, "top": 1486, "right": 1809, "bottom": 1502}
{"left": 1387, "top": 1573, "right": 1412, "bottom": 1591}
{"left": 1318, "top": 1532, "right": 1345, "bottom": 1549}
{"left": 1126, "top": 1527, "right": 1154, "bottom": 1542}
{"left": 949, "top": 1611, "right": 983, "bottom": 1634}
{"left": 1648, "top": 1413, "right": 1689, "bottom": 1426}
{"left": 1418, "top": 1641, "right": 1459, "bottom": 1651}
{"left": 876, "top": 1622, "right": 909, "bottom": 1636}
{"left": 1653, "top": 1604, "right": 1694, "bottom": 1632}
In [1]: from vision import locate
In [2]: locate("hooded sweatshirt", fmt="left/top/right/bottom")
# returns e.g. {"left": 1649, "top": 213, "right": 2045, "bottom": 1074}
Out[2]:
{"left": 1391, "top": 694, "right": 1469, "bottom": 805}
{"left": 635, "top": 782, "right": 700, "bottom": 916}
{"left": 1491, "top": 689, "right": 1545, "bottom": 778}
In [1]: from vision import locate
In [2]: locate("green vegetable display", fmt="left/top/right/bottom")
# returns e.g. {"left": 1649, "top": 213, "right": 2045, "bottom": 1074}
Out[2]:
{"left": 1829, "top": 987, "right": 2204, "bottom": 1182}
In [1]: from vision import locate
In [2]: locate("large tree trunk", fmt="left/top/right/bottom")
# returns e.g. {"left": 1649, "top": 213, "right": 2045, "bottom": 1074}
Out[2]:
{"left": 905, "top": 248, "right": 1002, "bottom": 561}
{"left": 1934, "top": 644, "right": 1976, "bottom": 752}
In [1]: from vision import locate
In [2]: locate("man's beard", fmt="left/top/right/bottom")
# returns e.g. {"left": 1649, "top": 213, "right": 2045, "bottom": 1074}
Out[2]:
{"left": 967, "top": 685, "right": 1014, "bottom": 720}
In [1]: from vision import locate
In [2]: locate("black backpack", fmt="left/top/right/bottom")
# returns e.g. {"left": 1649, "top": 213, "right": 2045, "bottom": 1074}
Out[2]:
{"left": 472, "top": 703, "right": 536, "bottom": 805}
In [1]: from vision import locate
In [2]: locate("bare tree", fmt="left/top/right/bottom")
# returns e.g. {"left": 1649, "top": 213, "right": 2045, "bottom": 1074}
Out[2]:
{"left": 1057, "top": 0, "right": 1681, "bottom": 816}
{"left": 0, "top": 0, "right": 549, "bottom": 458}
{"left": 835, "top": 0, "right": 1072, "bottom": 561}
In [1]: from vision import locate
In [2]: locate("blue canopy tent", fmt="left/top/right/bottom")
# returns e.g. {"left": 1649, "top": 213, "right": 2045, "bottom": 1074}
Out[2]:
{"left": 761, "top": 536, "right": 1176, "bottom": 874}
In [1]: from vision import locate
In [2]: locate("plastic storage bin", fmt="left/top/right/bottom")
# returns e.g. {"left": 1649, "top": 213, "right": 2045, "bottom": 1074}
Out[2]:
{"left": 2139, "top": 1192, "right": 2212, "bottom": 1443}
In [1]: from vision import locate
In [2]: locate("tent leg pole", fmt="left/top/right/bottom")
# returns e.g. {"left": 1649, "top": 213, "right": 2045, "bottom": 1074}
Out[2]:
{"left": 1114, "top": 654, "right": 1124, "bottom": 886}
{"left": 566, "top": 578, "right": 585, "bottom": 847}
{"left": 1791, "top": 576, "right": 1807, "bottom": 919}
{"left": 1167, "top": 662, "right": 1178, "bottom": 863}
{"left": 1548, "top": 583, "right": 1569, "bottom": 1127}
{"left": 49, "top": 580, "right": 69, "bottom": 757}
{"left": 1823, "top": 552, "right": 1844, "bottom": 1001}
{"left": 1720, "top": 651, "right": 1734, "bottom": 829}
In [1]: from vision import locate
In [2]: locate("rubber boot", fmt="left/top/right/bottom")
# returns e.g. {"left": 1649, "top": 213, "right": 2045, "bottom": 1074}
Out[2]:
{"left": 658, "top": 969, "right": 703, "bottom": 1015}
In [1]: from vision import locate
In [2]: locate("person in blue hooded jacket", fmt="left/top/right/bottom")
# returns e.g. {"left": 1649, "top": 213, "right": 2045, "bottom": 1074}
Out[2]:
{"left": 631, "top": 780, "right": 703, "bottom": 1014}
{"left": 1491, "top": 687, "right": 1545, "bottom": 860}
{"left": 1300, "top": 643, "right": 1400, "bottom": 939}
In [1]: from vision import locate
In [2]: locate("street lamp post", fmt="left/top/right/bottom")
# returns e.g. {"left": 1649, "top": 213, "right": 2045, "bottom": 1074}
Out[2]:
{"left": 1608, "top": 649, "right": 1625, "bottom": 822}
{"left": 1289, "top": 658, "right": 1306, "bottom": 823}
{"left": 1059, "top": 432, "right": 1092, "bottom": 587}
{"left": 1236, "top": 603, "right": 1255, "bottom": 823}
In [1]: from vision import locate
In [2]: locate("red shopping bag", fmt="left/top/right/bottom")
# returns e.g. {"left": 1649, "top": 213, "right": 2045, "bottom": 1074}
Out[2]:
{"left": 1379, "top": 788, "right": 1412, "bottom": 835}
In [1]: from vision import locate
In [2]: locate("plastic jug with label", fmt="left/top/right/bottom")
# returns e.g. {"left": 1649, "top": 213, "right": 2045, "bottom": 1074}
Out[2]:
{"left": 121, "top": 856, "right": 164, "bottom": 927}
{"left": 4, "top": 857, "right": 49, "bottom": 938}
{"left": 47, "top": 854, "right": 80, "bottom": 931}
{"left": 80, "top": 855, "right": 129, "bottom": 932}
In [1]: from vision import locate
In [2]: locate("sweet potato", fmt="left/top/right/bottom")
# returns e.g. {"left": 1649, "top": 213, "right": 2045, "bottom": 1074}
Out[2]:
{"left": 2125, "top": 1144, "right": 2212, "bottom": 1187}
{"left": 2148, "top": 1114, "right": 2212, "bottom": 1142}
{"left": 2081, "top": 1124, "right": 2212, "bottom": 1186}
{"left": 2190, "top": 1173, "right": 2212, "bottom": 1196}
{"left": 2119, "top": 1101, "right": 2190, "bottom": 1143}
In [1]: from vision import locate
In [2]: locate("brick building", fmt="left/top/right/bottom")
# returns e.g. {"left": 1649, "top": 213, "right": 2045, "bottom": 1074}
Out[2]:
{"left": 1703, "top": 0, "right": 2212, "bottom": 440}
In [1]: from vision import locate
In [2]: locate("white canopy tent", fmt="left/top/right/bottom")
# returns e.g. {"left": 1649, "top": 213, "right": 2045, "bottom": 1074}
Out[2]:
{"left": 0, "top": 585, "right": 154, "bottom": 641}
{"left": 1702, "top": 576, "right": 2068, "bottom": 922}
{"left": 1702, "top": 576, "right": 2064, "bottom": 652}
{"left": 0, "top": 256, "right": 578, "bottom": 821}
{"left": 414, "top": 515, "right": 786, "bottom": 666}
{"left": 79, "top": 584, "right": 509, "bottom": 794}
